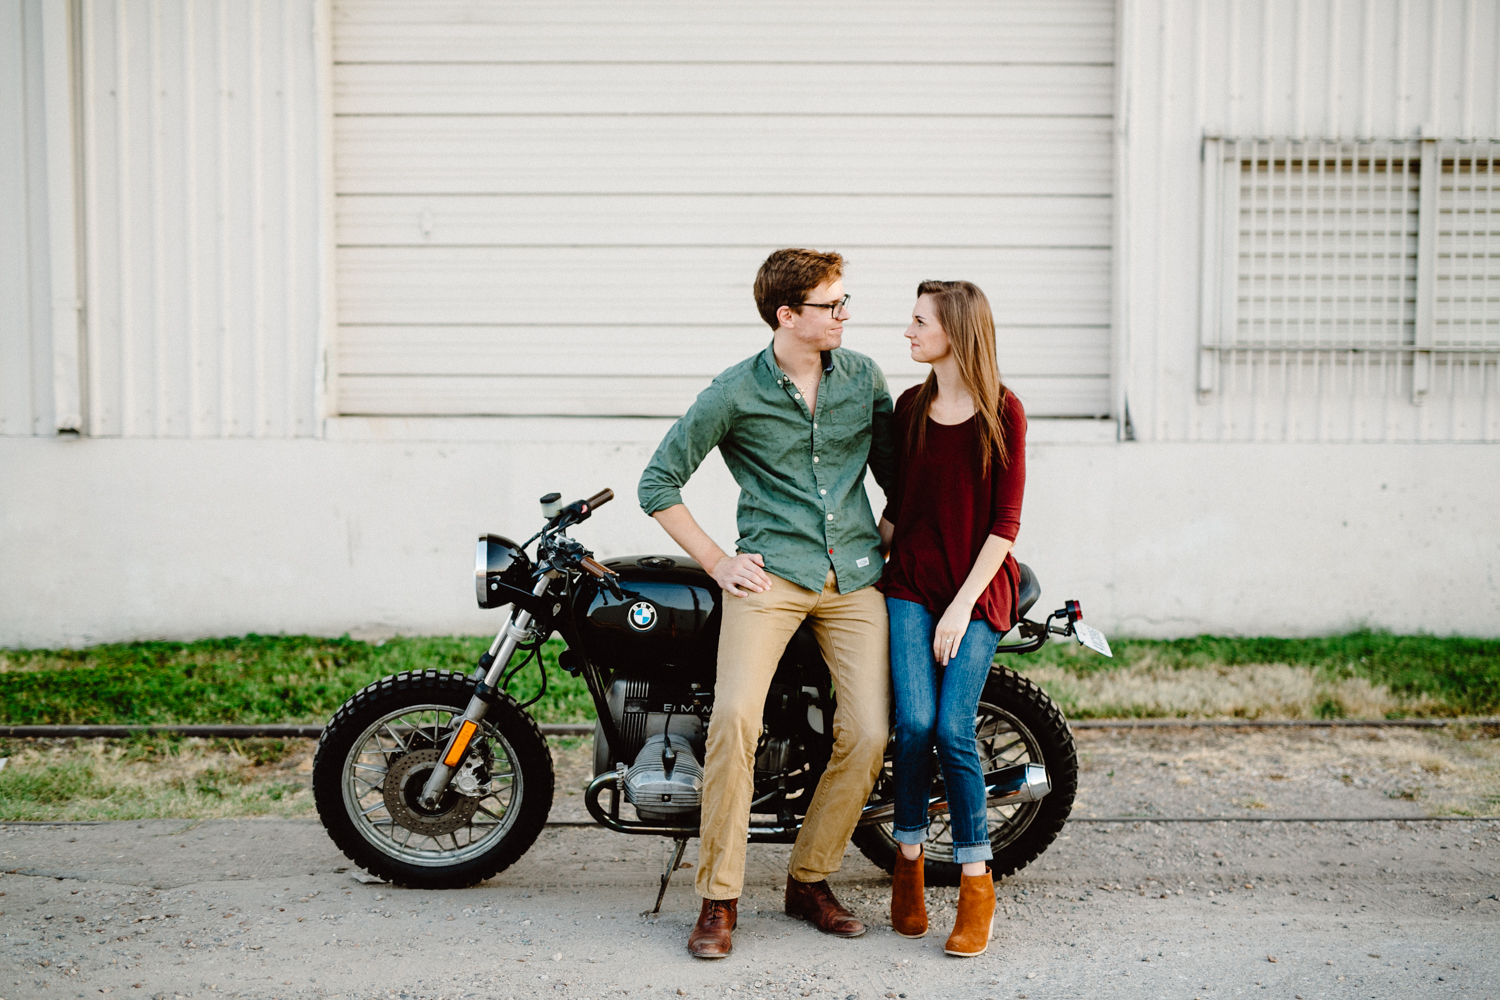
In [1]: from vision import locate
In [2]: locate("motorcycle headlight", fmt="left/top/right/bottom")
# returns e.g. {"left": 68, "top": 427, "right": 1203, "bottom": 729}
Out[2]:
{"left": 475, "top": 534, "right": 533, "bottom": 609}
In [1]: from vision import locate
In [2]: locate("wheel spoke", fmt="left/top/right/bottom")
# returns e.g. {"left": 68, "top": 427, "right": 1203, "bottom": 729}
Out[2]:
{"left": 382, "top": 724, "right": 409, "bottom": 753}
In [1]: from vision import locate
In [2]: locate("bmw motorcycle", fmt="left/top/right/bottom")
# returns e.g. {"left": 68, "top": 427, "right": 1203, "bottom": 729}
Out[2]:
{"left": 313, "top": 488, "right": 1112, "bottom": 900}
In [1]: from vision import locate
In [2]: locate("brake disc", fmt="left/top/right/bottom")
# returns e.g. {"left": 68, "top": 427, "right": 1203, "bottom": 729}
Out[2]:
{"left": 382, "top": 748, "right": 479, "bottom": 837}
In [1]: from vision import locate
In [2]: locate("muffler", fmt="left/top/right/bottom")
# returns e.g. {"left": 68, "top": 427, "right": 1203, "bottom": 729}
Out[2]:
{"left": 857, "top": 762, "right": 1050, "bottom": 826}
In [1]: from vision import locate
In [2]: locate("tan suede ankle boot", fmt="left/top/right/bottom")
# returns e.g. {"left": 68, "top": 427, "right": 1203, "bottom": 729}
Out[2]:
{"left": 943, "top": 867, "right": 995, "bottom": 957}
{"left": 890, "top": 847, "right": 927, "bottom": 938}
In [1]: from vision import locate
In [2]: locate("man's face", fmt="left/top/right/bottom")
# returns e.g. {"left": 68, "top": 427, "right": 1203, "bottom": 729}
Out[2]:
{"left": 777, "top": 278, "right": 849, "bottom": 352}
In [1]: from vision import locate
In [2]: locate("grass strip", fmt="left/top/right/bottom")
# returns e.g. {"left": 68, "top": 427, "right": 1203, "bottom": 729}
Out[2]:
{"left": 1015, "top": 630, "right": 1500, "bottom": 717}
{"left": 0, "top": 636, "right": 592, "bottom": 726}
{"left": 1, "top": 629, "right": 1495, "bottom": 726}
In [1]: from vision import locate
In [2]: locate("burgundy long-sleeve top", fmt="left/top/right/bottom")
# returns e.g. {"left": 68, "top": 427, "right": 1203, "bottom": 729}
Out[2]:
{"left": 879, "top": 387, "right": 1027, "bottom": 631}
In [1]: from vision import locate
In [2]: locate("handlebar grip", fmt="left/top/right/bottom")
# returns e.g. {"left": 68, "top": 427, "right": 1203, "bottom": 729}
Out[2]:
{"left": 583, "top": 488, "right": 614, "bottom": 511}
{"left": 578, "top": 556, "right": 617, "bottom": 579}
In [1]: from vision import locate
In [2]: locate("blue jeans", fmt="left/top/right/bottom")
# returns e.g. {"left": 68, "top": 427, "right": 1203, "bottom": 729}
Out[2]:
{"left": 887, "top": 597, "right": 1000, "bottom": 864}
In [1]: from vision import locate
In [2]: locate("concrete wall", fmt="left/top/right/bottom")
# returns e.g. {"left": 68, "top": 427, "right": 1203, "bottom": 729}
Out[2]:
{"left": 3, "top": 427, "right": 1495, "bottom": 647}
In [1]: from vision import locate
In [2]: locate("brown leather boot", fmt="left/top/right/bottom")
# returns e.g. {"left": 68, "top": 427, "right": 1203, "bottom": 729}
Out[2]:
{"left": 784, "top": 877, "right": 866, "bottom": 937}
{"left": 943, "top": 868, "right": 995, "bottom": 957}
{"left": 890, "top": 847, "right": 928, "bottom": 938}
{"left": 687, "top": 897, "right": 737, "bottom": 959}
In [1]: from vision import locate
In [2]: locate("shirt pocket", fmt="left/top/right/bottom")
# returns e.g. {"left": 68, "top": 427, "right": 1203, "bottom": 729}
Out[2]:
{"left": 822, "top": 398, "right": 869, "bottom": 453}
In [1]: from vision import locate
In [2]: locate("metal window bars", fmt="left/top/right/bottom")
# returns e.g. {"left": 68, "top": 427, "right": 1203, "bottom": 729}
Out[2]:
{"left": 1199, "top": 137, "right": 1500, "bottom": 404}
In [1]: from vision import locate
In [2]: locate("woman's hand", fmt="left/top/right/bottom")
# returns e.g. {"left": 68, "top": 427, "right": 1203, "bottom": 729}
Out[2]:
{"left": 932, "top": 598, "right": 975, "bottom": 666}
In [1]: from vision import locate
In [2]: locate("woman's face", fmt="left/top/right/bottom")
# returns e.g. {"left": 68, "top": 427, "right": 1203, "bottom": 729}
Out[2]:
{"left": 904, "top": 294, "right": 950, "bottom": 364}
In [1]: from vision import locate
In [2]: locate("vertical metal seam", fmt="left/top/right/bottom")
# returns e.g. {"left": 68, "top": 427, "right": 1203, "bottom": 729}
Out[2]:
{"left": 149, "top": 0, "right": 165, "bottom": 436}
{"left": 40, "top": 0, "right": 85, "bottom": 433}
{"left": 313, "top": 0, "right": 337, "bottom": 429}
{"left": 1149, "top": 0, "right": 1170, "bottom": 440}
{"left": 1109, "top": 0, "right": 1130, "bottom": 440}
{"left": 281, "top": 0, "right": 298, "bottom": 436}
{"left": 113, "top": 0, "right": 130, "bottom": 437}
{"left": 1292, "top": 0, "right": 1306, "bottom": 141}
{"left": 1197, "top": 137, "right": 1221, "bottom": 399}
{"left": 80, "top": 0, "right": 100, "bottom": 436}
{"left": 1394, "top": 0, "right": 1408, "bottom": 138}
{"left": 1324, "top": 0, "right": 1339, "bottom": 141}
{"left": 183, "top": 0, "right": 199, "bottom": 437}
{"left": 1413, "top": 137, "right": 1439, "bottom": 404}
{"left": 250, "top": 0, "right": 265, "bottom": 438}
{"left": 216, "top": 0, "right": 231, "bottom": 436}
{"left": 1461, "top": 0, "right": 1476, "bottom": 140}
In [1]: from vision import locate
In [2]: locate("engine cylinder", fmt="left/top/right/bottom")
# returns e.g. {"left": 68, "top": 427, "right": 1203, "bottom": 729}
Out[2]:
{"left": 624, "top": 734, "right": 704, "bottom": 822}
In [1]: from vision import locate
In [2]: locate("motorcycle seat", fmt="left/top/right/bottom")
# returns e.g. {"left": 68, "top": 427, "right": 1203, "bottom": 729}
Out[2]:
{"left": 1016, "top": 562, "right": 1040, "bottom": 620}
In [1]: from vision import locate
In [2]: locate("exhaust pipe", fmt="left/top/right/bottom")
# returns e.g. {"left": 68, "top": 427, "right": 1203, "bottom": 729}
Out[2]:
{"left": 858, "top": 762, "right": 1050, "bottom": 826}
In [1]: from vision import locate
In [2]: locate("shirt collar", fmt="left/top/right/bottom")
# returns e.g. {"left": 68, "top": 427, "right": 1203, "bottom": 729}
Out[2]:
{"left": 760, "top": 341, "right": 839, "bottom": 384}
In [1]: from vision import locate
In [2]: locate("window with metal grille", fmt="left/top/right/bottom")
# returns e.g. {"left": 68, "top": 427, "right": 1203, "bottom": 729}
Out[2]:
{"left": 1198, "top": 138, "right": 1500, "bottom": 405}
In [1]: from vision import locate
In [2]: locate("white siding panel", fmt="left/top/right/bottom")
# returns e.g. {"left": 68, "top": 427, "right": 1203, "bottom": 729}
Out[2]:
{"left": 333, "top": 1, "right": 1115, "bottom": 64}
{"left": 1120, "top": 0, "right": 1500, "bottom": 442}
{"left": 333, "top": 0, "right": 1115, "bottom": 420}
{"left": 338, "top": 247, "right": 1110, "bottom": 327}
{"left": 335, "top": 117, "right": 1114, "bottom": 197}
{"left": 0, "top": 0, "right": 52, "bottom": 437}
{"left": 338, "top": 326, "right": 1111, "bottom": 380}
{"left": 336, "top": 195, "right": 1113, "bottom": 249}
{"left": 80, "top": 0, "right": 325, "bottom": 438}
{"left": 337, "top": 373, "right": 1108, "bottom": 419}
{"left": 334, "top": 63, "right": 1114, "bottom": 118}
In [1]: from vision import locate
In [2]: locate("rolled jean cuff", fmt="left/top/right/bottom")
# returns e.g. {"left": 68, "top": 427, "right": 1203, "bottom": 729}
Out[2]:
{"left": 951, "top": 841, "right": 994, "bottom": 864}
{"left": 892, "top": 826, "right": 928, "bottom": 846}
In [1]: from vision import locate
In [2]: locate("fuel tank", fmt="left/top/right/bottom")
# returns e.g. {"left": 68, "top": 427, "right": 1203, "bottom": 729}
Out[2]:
{"left": 575, "top": 555, "right": 722, "bottom": 680}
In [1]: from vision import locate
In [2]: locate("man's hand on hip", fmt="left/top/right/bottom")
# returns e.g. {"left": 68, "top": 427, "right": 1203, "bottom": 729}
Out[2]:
{"left": 712, "top": 553, "right": 772, "bottom": 597}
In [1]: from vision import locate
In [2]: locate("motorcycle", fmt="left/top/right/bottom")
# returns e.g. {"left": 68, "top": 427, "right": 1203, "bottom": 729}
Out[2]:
{"left": 313, "top": 488, "right": 1113, "bottom": 902}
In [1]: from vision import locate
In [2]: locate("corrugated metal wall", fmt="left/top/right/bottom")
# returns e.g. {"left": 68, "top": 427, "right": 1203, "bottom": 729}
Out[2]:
{"left": 78, "top": 0, "right": 327, "bottom": 438}
{"left": 330, "top": 0, "right": 1116, "bottom": 419}
{"left": 0, "top": 0, "right": 56, "bottom": 437}
{"left": 1120, "top": 0, "right": 1500, "bottom": 442}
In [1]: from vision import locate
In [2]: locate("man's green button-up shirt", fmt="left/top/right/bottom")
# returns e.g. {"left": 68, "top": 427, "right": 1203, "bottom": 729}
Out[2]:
{"left": 638, "top": 343, "right": 897, "bottom": 595}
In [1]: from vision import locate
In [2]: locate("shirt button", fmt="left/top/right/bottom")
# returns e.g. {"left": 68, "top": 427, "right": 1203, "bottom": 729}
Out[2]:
{"left": 813, "top": 423, "right": 818, "bottom": 429}
{"left": 827, "top": 514, "right": 834, "bottom": 521}
{"left": 820, "top": 489, "right": 827, "bottom": 495}
{"left": 812, "top": 456, "right": 819, "bottom": 463}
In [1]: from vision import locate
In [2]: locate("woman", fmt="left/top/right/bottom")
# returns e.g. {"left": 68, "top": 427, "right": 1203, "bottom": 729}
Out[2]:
{"left": 877, "top": 280, "right": 1026, "bottom": 957}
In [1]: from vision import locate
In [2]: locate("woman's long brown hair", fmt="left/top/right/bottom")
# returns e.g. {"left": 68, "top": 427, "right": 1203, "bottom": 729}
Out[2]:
{"left": 905, "top": 280, "right": 1009, "bottom": 476}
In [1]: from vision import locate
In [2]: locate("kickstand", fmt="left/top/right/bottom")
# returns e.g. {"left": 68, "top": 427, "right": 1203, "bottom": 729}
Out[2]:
{"left": 646, "top": 836, "right": 690, "bottom": 916}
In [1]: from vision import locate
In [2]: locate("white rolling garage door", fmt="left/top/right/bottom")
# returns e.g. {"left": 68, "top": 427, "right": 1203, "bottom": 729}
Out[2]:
{"left": 332, "top": 1, "right": 1114, "bottom": 418}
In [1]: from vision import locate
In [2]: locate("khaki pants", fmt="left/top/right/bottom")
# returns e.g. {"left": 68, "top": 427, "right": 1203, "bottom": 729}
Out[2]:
{"left": 695, "top": 570, "right": 891, "bottom": 900}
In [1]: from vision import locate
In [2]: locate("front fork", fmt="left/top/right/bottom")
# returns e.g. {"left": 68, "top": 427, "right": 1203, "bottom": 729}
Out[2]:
{"left": 417, "top": 574, "right": 554, "bottom": 810}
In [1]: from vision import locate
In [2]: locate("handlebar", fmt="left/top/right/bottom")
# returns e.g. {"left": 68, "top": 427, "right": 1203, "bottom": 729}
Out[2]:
{"left": 578, "top": 555, "right": 616, "bottom": 579}
{"left": 583, "top": 488, "right": 614, "bottom": 512}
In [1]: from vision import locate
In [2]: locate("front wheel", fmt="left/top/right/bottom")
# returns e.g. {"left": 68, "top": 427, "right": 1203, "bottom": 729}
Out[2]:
{"left": 312, "top": 669, "right": 553, "bottom": 889}
{"left": 852, "top": 666, "right": 1077, "bottom": 887}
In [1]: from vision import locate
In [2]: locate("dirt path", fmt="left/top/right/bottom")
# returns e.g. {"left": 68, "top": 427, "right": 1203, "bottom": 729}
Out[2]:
{"left": 3, "top": 728, "right": 1498, "bottom": 1000}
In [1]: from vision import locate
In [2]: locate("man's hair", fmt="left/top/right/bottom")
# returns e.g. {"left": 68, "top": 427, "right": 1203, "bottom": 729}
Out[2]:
{"left": 753, "top": 248, "right": 845, "bottom": 331}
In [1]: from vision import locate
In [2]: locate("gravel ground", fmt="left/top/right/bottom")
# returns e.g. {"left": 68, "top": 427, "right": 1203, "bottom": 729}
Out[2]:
{"left": 2, "top": 730, "right": 1497, "bottom": 1000}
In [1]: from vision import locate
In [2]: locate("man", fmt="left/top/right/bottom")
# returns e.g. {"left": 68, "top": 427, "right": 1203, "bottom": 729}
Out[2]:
{"left": 637, "top": 248, "right": 896, "bottom": 958}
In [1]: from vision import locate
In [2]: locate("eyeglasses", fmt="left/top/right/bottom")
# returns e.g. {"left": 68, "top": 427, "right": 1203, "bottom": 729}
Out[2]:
{"left": 796, "top": 293, "right": 851, "bottom": 316}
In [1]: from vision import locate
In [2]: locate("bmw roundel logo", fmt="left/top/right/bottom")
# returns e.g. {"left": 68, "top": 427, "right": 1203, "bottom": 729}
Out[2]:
{"left": 627, "top": 601, "right": 658, "bottom": 632}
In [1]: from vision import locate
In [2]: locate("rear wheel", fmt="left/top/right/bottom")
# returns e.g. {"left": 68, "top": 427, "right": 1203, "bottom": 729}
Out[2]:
{"left": 313, "top": 669, "right": 553, "bottom": 889}
{"left": 853, "top": 666, "right": 1077, "bottom": 887}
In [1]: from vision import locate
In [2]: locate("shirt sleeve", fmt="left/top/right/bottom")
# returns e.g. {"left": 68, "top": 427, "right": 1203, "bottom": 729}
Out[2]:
{"left": 637, "top": 378, "right": 734, "bottom": 516}
{"left": 867, "top": 364, "right": 898, "bottom": 498}
{"left": 989, "top": 393, "right": 1027, "bottom": 541}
